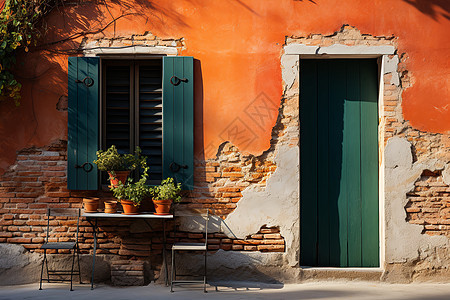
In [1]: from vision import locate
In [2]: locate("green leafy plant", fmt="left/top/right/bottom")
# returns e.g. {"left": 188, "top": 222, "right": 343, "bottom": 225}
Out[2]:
{"left": 152, "top": 177, "right": 182, "bottom": 203}
{"left": 110, "top": 166, "right": 153, "bottom": 206}
{"left": 0, "top": 0, "right": 61, "bottom": 105}
{"left": 93, "top": 145, "right": 147, "bottom": 172}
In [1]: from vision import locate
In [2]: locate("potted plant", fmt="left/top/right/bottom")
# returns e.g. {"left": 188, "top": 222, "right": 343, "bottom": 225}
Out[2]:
{"left": 152, "top": 177, "right": 182, "bottom": 215}
{"left": 93, "top": 145, "right": 146, "bottom": 187}
{"left": 110, "top": 167, "right": 153, "bottom": 215}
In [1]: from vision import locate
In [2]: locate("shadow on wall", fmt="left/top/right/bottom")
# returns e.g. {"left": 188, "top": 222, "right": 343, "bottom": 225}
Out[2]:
{"left": 403, "top": 0, "right": 450, "bottom": 20}
{"left": 41, "top": 0, "right": 192, "bottom": 51}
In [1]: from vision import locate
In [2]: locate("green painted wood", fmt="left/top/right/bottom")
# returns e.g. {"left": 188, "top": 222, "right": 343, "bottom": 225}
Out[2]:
{"left": 317, "top": 60, "right": 330, "bottom": 266}
{"left": 345, "top": 60, "right": 362, "bottom": 267}
{"left": 300, "top": 59, "right": 318, "bottom": 266}
{"left": 300, "top": 59, "right": 379, "bottom": 267}
{"left": 325, "top": 60, "right": 343, "bottom": 266}
{"left": 183, "top": 58, "right": 195, "bottom": 189}
{"left": 68, "top": 57, "right": 78, "bottom": 190}
{"left": 163, "top": 57, "right": 174, "bottom": 185}
{"left": 328, "top": 60, "right": 348, "bottom": 267}
{"left": 162, "top": 56, "right": 194, "bottom": 190}
{"left": 360, "top": 59, "right": 379, "bottom": 267}
{"left": 67, "top": 57, "right": 99, "bottom": 190}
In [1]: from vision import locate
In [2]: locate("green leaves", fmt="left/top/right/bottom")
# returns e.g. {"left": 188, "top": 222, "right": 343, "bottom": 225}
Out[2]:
{"left": 152, "top": 177, "right": 182, "bottom": 203}
{"left": 0, "top": 0, "right": 46, "bottom": 104}
{"left": 111, "top": 165, "right": 153, "bottom": 206}
{"left": 93, "top": 145, "right": 147, "bottom": 171}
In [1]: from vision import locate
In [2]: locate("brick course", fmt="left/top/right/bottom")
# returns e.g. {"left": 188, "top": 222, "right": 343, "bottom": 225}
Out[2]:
{"left": 406, "top": 170, "right": 450, "bottom": 236}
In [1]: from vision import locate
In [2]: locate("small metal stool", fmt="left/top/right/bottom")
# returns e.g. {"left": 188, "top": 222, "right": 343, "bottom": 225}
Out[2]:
{"left": 170, "top": 209, "right": 209, "bottom": 293}
{"left": 39, "top": 208, "right": 82, "bottom": 291}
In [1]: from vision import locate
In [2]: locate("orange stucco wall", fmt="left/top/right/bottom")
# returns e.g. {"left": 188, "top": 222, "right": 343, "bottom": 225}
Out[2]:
{"left": 0, "top": 0, "right": 449, "bottom": 173}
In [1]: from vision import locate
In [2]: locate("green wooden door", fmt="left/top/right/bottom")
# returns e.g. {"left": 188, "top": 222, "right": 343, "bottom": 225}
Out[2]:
{"left": 300, "top": 59, "right": 379, "bottom": 267}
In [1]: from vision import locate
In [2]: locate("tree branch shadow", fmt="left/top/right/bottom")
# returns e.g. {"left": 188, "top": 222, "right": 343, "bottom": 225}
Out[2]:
{"left": 403, "top": 0, "right": 450, "bottom": 21}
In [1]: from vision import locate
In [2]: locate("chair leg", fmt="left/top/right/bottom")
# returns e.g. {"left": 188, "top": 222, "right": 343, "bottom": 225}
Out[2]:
{"left": 70, "top": 248, "right": 76, "bottom": 291}
{"left": 45, "top": 252, "right": 50, "bottom": 283}
{"left": 76, "top": 245, "right": 82, "bottom": 284}
{"left": 204, "top": 249, "right": 207, "bottom": 293}
{"left": 170, "top": 249, "right": 175, "bottom": 293}
{"left": 39, "top": 249, "right": 46, "bottom": 290}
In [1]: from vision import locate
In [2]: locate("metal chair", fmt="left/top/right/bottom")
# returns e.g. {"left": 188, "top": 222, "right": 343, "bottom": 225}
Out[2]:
{"left": 170, "top": 209, "right": 209, "bottom": 293}
{"left": 39, "top": 208, "right": 82, "bottom": 291}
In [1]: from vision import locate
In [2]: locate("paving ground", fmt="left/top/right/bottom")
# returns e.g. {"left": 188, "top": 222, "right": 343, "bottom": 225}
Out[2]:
{"left": 1, "top": 281, "right": 450, "bottom": 300}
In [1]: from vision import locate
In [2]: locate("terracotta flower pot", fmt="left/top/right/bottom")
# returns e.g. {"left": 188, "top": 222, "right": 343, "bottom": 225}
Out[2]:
{"left": 152, "top": 199, "right": 173, "bottom": 215}
{"left": 121, "top": 200, "right": 140, "bottom": 215}
{"left": 104, "top": 200, "right": 117, "bottom": 214}
{"left": 108, "top": 171, "right": 130, "bottom": 187}
{"left": 83, "top": 197, "right": 100, "bottom": 213}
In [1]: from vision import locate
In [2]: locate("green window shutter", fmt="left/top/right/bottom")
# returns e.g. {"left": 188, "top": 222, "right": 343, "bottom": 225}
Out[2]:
{"left": 67, "top": 57, "right": 100, "bottom": 190}
{"left": 162, "top": 56, "right": 194, "bottom": 190}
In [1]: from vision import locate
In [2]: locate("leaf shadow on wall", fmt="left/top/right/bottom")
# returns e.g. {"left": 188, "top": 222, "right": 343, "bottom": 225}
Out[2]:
{"left": 403, "top": 0, "right": 450, "bottom": 20}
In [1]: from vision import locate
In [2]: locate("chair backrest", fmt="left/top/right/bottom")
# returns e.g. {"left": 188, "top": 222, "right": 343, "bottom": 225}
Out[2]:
{"left": 174, "top": 208, "right": 210, "bottom": 244}
{"left": 45, "top": 208, "right": 81, "bottom": 244}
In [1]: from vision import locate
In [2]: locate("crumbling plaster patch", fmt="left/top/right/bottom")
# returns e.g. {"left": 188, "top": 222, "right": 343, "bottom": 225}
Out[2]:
{"left": 222, "top": 145, "right": 299, "bottom": 266}
{"left": 384, "top": 137, "right": 449, "bottom": 264}
{"left": 442, "top": 163, "right": 450, "bottom": 185}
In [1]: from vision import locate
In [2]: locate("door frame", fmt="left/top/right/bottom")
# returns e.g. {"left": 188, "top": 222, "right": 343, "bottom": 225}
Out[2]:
{"left": 284, "top": 44, "right": 396, "bottom": 269}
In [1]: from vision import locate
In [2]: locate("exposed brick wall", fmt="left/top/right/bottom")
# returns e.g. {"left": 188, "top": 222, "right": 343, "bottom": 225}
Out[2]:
{"left": 171, "top": 226, "right": 284, "bottom": 252}
{"left": 183, "top": 143, "right": 277, "bottom": 219}
{"left": 406, "top": 170, "right": 450, "bottom": 236}
{"left": 0, "top": 140, "right": 286, "bottom": 253}
{"left": 0, "top": 136, "right": 286, "bottom": 265}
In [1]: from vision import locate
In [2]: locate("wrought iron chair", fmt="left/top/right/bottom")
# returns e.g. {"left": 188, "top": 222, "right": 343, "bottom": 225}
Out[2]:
{"left": 39, "top": 208, "right": 82, "bottom": 291}
{"left": 170, "top": 208, "right": 210, "bottom": 293}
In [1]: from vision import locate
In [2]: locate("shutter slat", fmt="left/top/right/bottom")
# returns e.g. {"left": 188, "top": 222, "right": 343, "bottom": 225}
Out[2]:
{"left": 139, "top": 63, "right": 163, "bottom": 184}
{"left": 105, "top": 64, "right": 130, "bottom": 156}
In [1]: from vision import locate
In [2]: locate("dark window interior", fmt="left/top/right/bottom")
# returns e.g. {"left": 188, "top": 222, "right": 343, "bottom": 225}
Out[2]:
{"left": 102, "top": 59, "right": 163, "bottom": 186}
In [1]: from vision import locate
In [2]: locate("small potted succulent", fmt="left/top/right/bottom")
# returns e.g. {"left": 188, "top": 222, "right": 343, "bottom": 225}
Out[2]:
{"left": 110, "top": 166, "right": 153, "bottom": 215}
{"left": 93, "top": 145, "right": 146, "bottom": 187}
{"left": 151, "top": 177, "right": 182, "bottom": 215}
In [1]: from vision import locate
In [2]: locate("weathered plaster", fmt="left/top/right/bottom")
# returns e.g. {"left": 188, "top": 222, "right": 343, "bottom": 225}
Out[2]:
{"left": 442, "top": 163, "right": 450, "bottom": 186}
{"left": 83, "top": 45, "right": 178, "bottom": 56}
{"left": 384, "top": 137, "right": 449, "bottom": 264}
{"left": 281, "top": 54, "right": 298, "bottom": 94}
{"left": 222, "top": 145, "right": 299, "bottom": 267}
{"left": 284, "top": 44, "right": 395, "bottom": 56}
{"left": 383, "top": 55, "right": 400, "bottom": 86}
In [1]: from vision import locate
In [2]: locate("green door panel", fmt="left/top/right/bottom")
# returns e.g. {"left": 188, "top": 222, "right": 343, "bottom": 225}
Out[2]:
{"left": 300, "top": 59, "right": 379, "bottom": 267}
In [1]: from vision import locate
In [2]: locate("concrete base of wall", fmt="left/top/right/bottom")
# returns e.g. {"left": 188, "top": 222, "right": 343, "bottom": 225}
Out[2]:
{"left": 2, "top": 244, "right": 449, "bottom": 286}
{"left": 0, "top": 244, "right": 111, "bottom": 286}
{"left": 300, "top": 268, "right": 383, "bottom": 282}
